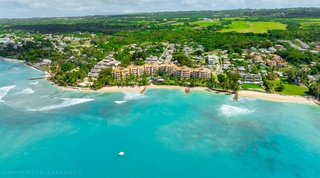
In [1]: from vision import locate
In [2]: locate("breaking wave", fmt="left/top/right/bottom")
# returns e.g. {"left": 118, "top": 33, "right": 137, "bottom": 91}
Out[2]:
{"left": 123, "top": 92, "right": 144, "bottom": 101}
{"left": 30, "top": 81, "right": 39, "bottom": 85}
{"left": 0, "top": 85, "right": 15, "bottom": 101}
{"left": 219, "top": 104, "right": 254, "bottom": 117}
{"left": 27, "top": 98, "right": 94, "bottom": 111}
{"left": 114, "top": 92, "right": 145, "bottom": 104}
{"left": 114, "top": 101, "right": 127, "bottom": 104}
{"left": 16, "top": 88, "right": 35, "bottom": 95}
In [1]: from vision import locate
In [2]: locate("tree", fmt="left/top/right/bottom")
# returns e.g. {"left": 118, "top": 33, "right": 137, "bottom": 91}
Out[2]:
{"left": 206, "top": 74, "right": 217, "bottom": 89}
{"left": 266, "top": 72, "right": 278, "bottom": 80}
{"left": 276, "top": 84, "right": 285, "bottom": 92}
{"left": 250, "top": 64, "right": 259, "bottom": 74}
{"left": 227, "top": 72, "right": 241, "bottom": 93}
{"left": 308, "top": 80, "right": 320, "bottom": 100}
{"left": 173, "top": 53, "right": 192, "bottom": 67}
{"left": 217, "top": 74, "right": 227, "bottom": 89}
{"left": 234, "top": 48, "right": 243, "bottom": 54}
{"left": 194, "top": 50, "right": 202, "bottom": 56}
{"left": 132, "top": 51, "right": 146, "bottom": 60}
{"left": 140, "top": 74, "right": 149, "bottom": 86}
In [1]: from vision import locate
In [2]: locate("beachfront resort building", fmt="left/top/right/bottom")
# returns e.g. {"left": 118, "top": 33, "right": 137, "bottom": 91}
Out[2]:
{"left": 112, "top": 63, "right": 212, "bottom": 80}
{"left": 113, "top": 67, "right": 130, "bottom": 81}
{"left": 192, "top": 67, "right": 212, "bottom": 79}
{"left": 159, "top": 63, "right": 176, "bottom": 75}
{"left": 144, "top": 63, "right": 159, "bottom": 76}
{"left": 88, "top": 58, "right": 120, "bottom": 80}
{"left": 127, "top": 65, "right": 145, "bottom": 77}
{"left": 175, "top": 66, "right": 192, "bottom": 79}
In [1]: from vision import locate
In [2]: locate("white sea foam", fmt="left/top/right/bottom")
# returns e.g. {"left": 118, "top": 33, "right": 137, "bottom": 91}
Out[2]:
{"left": 114, "top": 101, "right": 127, "bottom": 104}
{"left": 238, "top": 97, "right": 257, "bottom": 102}
{"left": 27, "top": 98, "right": 94, "bottom": 111}
{"left": 16, "top": 88, "right": 35, "bottom": 95}
{"left": 114, "top": 92, "right": 144, "bottom": 104}
{"left": 123, "top": 92, "right": 144, "bottom": 101}
{"left": 219, "top": 104, "right": 253, "bottom": 117}
{"left": 0, "top": 85, "right": 15, "bottom": 101}
{"left": 30, "top": 81, "right": 39, "bottom": 85}
{"left": 30, "top": 67, "right": 41, "bottom": 72}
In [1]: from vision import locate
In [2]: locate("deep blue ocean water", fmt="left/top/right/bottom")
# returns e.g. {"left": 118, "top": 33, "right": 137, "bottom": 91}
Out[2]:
{"left": 0, "top": 59, "right": 320, "bottom": 178}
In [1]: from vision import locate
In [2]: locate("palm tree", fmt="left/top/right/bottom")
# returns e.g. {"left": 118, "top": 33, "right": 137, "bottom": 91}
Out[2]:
{"left": 268, "top": 84, "right": 275, "bottom": 93}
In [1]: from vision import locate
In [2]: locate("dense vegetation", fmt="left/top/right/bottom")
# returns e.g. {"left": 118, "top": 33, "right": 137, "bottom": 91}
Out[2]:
{"left": 0, "top": 8, "right": 319, "bottom": 99}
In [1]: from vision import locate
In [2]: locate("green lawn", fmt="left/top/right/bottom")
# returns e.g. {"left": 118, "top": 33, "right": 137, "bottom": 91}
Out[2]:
{"left": 190, "top": 21, "right": 222, "bottom": 27}
{"left": 219, "top": 21, "right": 287, "bottom": 33}
{"left": 269, "top": 78, "right": 309, "bottom": 96}
{"left": 241, "top": 83, "right": 263, "bottom": 90}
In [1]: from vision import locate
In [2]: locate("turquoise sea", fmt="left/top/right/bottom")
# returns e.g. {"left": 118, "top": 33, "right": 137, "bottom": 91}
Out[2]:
{"left": 0, "top": 59, "right": 320, "bottom": 178}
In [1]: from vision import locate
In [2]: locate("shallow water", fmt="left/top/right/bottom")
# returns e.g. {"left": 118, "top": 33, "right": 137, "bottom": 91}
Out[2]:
{"left": 0, "top": 60, "right": 320, "bottom": 178}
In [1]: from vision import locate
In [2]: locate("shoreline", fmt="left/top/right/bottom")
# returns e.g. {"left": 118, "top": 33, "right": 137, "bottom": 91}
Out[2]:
{"left": 1, "top": 57, "right": 318, "bottom": 106}
{"left": 238, "top": 90, "right": 318, "bottom": 106}
{"left": 0, "top": 57, "right": 25, "bottom": 63}
{"left": 59, "top": 84, "right": 318, "bottom": 106}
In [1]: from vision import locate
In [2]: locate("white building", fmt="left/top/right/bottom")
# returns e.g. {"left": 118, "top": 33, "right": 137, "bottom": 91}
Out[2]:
{"left": 207, "top": 55, "right": 219, "bottom": 65}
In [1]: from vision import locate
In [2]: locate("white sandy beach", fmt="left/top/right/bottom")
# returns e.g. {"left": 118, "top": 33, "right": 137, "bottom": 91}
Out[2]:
{"left": 59, "top": 84, "right": 318, "bottom": 106}
{"left": 59, "top": 85, "right": 185, "bottom": 93}
{"left": 238, "top": 90, "right": 318, "bottom": 106}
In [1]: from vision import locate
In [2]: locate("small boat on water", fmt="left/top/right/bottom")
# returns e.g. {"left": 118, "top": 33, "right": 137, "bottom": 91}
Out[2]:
{"left": 118, "top": 152, "right": 125, "bottom": 156}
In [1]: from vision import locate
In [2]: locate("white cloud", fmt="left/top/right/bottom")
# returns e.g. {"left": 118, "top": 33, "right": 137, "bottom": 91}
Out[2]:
{"left": 0, "top": 0, "right": 319, "bottom": 18}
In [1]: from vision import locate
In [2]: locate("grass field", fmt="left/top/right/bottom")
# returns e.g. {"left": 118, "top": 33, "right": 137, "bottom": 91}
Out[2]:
{"left": 219, "top": 21, "right": 287, "bottom": 33}
{"left": 275, "top": 18, "right": 320, "bottom": 27}
{"left": 269, "top": 78, "right": 309, "bottom": 96}
{"left": 241, "top": 83, "right": 263, "bottom": 90}
{"left": 190, "top": 21, "right": 222, "bottom": 27}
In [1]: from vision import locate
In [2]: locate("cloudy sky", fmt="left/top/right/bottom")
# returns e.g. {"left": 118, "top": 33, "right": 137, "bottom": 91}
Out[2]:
{"left": 0, "top": 0, "right": 319, "bottom": 18}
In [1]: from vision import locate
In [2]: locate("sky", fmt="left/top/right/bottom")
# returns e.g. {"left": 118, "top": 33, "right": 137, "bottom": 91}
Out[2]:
{"left": 0, "top": 0, "right": 319, "bottom": 18}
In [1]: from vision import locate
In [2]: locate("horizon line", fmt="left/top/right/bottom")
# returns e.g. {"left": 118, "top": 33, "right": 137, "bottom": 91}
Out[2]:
{"left": 0, "top": 6, "right": 319, "bottom": 20}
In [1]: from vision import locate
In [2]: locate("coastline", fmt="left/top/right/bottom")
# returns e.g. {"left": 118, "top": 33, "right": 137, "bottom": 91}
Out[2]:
{"left": 0, "top": 57, "right": 25, "bottom": 63}
{"left": 1, "top": 57, "right": 318, "bottom": 106}
{"left": 238, "top": 90, "right": 318, "bottom": 106}
{"left": 59, "top": 84, "right": 318, "bottom": 106}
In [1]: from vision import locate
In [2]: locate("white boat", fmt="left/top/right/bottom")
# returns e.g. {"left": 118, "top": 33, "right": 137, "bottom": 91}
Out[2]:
{"left": 118, "top": 152, "right": 125, "bottom": 156}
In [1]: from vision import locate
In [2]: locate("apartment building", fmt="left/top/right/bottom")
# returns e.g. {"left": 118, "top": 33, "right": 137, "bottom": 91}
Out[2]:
{"left": 159, "top": 63, "right": 176, "bottom": 75}
{"left": 113, "top": 67, "right": 130, "bottom": 81}
{"left": 175, "top": 66, "right": 192, "bottom": 79}
{"left": 127, "top": 65, "right": 145, "bottom": 77}
{"left": 144, "top": 63, "right": 159, "bottom": 76}
{"left": 192, "top": 67, "right": 211, "bottom": 79}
